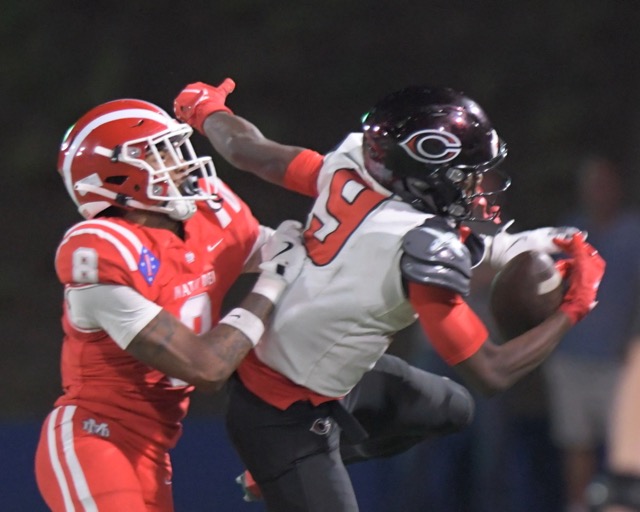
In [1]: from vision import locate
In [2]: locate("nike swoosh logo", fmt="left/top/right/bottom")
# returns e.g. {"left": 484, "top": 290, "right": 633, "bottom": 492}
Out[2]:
{"left": 207, "top": 240, "right": 223, "bottom": 252}
{"left": 273, "top": 241, "right": 294, "bottom": 258}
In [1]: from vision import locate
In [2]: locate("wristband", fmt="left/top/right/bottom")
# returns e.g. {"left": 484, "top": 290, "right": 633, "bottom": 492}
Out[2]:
{"left": 218, "top": 308, "right": 265, "bottom": 347}
{"left": 251, "top": 272, "right": 287, "bottom": 304}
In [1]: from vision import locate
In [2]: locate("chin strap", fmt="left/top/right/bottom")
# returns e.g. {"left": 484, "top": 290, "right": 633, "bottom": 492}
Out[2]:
{"left": 74, "top": 182, "right": 197, "bottom": 221}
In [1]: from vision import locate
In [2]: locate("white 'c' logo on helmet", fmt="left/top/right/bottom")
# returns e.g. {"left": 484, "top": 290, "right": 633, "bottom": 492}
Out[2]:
{"left": 399, "top": 129, "right": 462, "bottom": 164}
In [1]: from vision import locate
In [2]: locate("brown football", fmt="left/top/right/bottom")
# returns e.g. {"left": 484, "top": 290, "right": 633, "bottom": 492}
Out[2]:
{"left": 489, "top": 250, "right": 565, "bottom": 341}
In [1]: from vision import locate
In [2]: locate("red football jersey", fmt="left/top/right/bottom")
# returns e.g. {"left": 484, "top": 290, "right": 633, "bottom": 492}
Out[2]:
{"left": 54, "top": 181, "right": 260, "bottom": 449}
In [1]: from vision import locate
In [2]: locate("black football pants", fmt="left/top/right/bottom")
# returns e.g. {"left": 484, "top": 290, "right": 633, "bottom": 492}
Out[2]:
{"left": 225, "top": 353, "right": 475, "bottom": 512}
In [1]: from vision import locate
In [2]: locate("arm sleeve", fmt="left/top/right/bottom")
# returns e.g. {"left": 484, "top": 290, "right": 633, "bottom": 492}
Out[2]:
{"left": 283, "top": 149, "right": 324, "bottom": 197}
{"left": 65, "top": 285, "right": 163, "bottom": 349}
{"left": 408, "top": 281, "right": 488, "bottom": 365}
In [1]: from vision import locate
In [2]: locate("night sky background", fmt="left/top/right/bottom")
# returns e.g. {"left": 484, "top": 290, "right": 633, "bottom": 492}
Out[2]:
{"left": 3, "top": 2, "right": 640, "bottom": 508}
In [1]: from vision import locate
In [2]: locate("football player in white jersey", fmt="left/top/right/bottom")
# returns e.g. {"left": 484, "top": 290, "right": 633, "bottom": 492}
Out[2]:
{"left": 174, "top": 80, "right": 606, "bottom": 511}
{"left": 34, "top": 99, "right": 306, "bottom": 511}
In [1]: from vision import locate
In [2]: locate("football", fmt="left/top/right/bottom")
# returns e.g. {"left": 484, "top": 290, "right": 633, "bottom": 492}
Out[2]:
{"left": 489, "top": 250, "right": 565, "bottom": 341}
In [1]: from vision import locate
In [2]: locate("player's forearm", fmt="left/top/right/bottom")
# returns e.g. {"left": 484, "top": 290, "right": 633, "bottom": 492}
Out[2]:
{"left": 459, "top": 311, "right": 572, "bottom": 395}
{"left": 193, "top": 293, "right": 275, "bottom": 391}
{"left": 203, "top": 112, "right": 293, "bottom": 186}
{"left": 127, "top": 294, "right": 273, "bottom": 392}
{"left": 494, "top": 311, "right": 572, "bottom": 386}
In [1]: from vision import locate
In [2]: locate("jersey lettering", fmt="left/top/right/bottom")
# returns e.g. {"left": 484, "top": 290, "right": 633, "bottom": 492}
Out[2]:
{"left": 305, "top": 169, "right": 386, "bottom": 265}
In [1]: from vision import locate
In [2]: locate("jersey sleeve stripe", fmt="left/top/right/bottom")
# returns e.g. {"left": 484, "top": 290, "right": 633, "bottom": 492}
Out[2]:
{"left": 58, "top": 406, "right": 99, "bottom": 511}
{"left": 81, "top": 219, "right": 144, "bottom": 251}
{"left": 45, "top": 407, "right": 75, "bottom": 511}
{"left": 58, "top": 228, "right": 139, "bottom": 271}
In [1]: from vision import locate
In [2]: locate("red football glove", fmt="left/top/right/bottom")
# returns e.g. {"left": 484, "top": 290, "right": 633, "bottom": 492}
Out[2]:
{"left": 173, "top": 79, "right": 236, "bottom": 133}
{"left": 553, "top": 232, "right": 606, "bottom": 325}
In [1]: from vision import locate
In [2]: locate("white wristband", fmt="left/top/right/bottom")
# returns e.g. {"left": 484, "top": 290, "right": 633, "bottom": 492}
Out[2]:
{"left": 218, "top": 308, "right": 265, "bottom": 347}
{"left": 251, "top": 272, "right": 287, "bottom": 304}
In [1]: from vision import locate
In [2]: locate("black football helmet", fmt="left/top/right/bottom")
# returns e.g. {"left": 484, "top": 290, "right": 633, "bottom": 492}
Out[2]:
{"left": 361, "top": 86, "right": 509, "bottom": 222}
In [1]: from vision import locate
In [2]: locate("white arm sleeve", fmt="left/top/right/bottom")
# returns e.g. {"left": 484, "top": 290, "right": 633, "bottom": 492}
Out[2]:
{"left": 65, "top": 285, "right": 163, "bottom": 349}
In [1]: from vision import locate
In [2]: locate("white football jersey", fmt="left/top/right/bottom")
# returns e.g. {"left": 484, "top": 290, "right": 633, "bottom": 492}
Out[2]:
{"left": 255, "top": 134, "right": 433, "bottom": 396}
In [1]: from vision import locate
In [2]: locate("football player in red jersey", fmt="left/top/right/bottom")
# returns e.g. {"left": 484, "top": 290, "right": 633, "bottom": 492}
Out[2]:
{"left": 34, "top": 99, "right": 306, "bottom": 512}
{"left": 174, "top": 80, "right": 606, "bottom": 511}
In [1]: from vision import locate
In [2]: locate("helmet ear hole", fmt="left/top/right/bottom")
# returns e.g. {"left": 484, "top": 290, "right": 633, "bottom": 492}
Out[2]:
{"left": 105, "top": 176, "right": 128, "bottom": 185}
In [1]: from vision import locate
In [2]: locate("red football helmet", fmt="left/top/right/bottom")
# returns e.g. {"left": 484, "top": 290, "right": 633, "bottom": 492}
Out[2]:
{"left": 58, "top": 99, "right": 219, "bottom": 220}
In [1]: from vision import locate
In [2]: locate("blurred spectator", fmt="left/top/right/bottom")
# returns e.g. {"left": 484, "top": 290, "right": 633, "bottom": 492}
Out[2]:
{"left": 585, "top": 337, "right": 640, "bottom": 511}
{"left": 545, "top": 155, "right": 640, "bottom": 512}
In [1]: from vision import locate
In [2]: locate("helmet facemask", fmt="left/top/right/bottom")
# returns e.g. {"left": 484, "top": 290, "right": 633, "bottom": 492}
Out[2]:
{"left": 420, "top": 144, "right": 510, "bottom": 222}
{"left": 60, "top": 99, "right": 221, "bottom": 221}
{"left": 75, "top": 124, "right": 219, "bottom": 221}
{"left": 118, "top": 124, "right": 218, "bottom": 220}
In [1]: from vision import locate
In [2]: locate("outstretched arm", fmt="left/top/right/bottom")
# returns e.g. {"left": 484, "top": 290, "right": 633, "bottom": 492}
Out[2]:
{"left": 174, "top": 79, "right": 304, "bottom": 186}
{"left": 411, "top": 232, "right": 605, "bottom": 396}
{"left": 409, "top": 281, "right": 572, "bottom": 395}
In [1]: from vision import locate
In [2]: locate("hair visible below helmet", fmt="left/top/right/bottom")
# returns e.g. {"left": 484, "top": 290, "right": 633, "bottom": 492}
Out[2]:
{"left": 361, "top": 86, "right": 510, "bottom": 222}
{"left": 58, "top": 99, "right": 219, "bottom": 221}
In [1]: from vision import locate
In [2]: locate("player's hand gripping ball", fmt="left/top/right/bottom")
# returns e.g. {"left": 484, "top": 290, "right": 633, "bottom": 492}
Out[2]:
{"left": 489, "top": 250, "right": 565, "bottom": 341}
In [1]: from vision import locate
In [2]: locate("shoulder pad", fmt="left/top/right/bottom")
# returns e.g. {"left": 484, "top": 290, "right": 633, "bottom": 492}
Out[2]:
{"left": 400, "top": 218, "right": 472, "bottom": 295}
{"left": 55, "top": 219, "right": 155, "bottom": 287}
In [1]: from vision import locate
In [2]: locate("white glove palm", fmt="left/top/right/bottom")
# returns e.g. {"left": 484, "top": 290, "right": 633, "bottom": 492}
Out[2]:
{"left": 485, "top": 220, "right": 583, "bottom": 269}
{"left": 252, "top": 220, "right": 306, "bottom": 303}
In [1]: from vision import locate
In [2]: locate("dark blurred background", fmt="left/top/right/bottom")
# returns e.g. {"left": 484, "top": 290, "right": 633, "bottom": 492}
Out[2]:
{"left": 3, "top": 1, "right": 640, "bottom": 510}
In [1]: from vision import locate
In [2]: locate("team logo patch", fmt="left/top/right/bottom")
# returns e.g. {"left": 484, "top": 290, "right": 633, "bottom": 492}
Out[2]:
{"left": 82, "top": 418, "right": 110, "bottom": 438}
{"left": 399, "top": 129, "right": 462, "bottom": 164}
{"left": 310, "top": 417, "right": 333, "bottom": 436}
{"left": 138, "top": 246, "right": 160, "bottom": 285}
